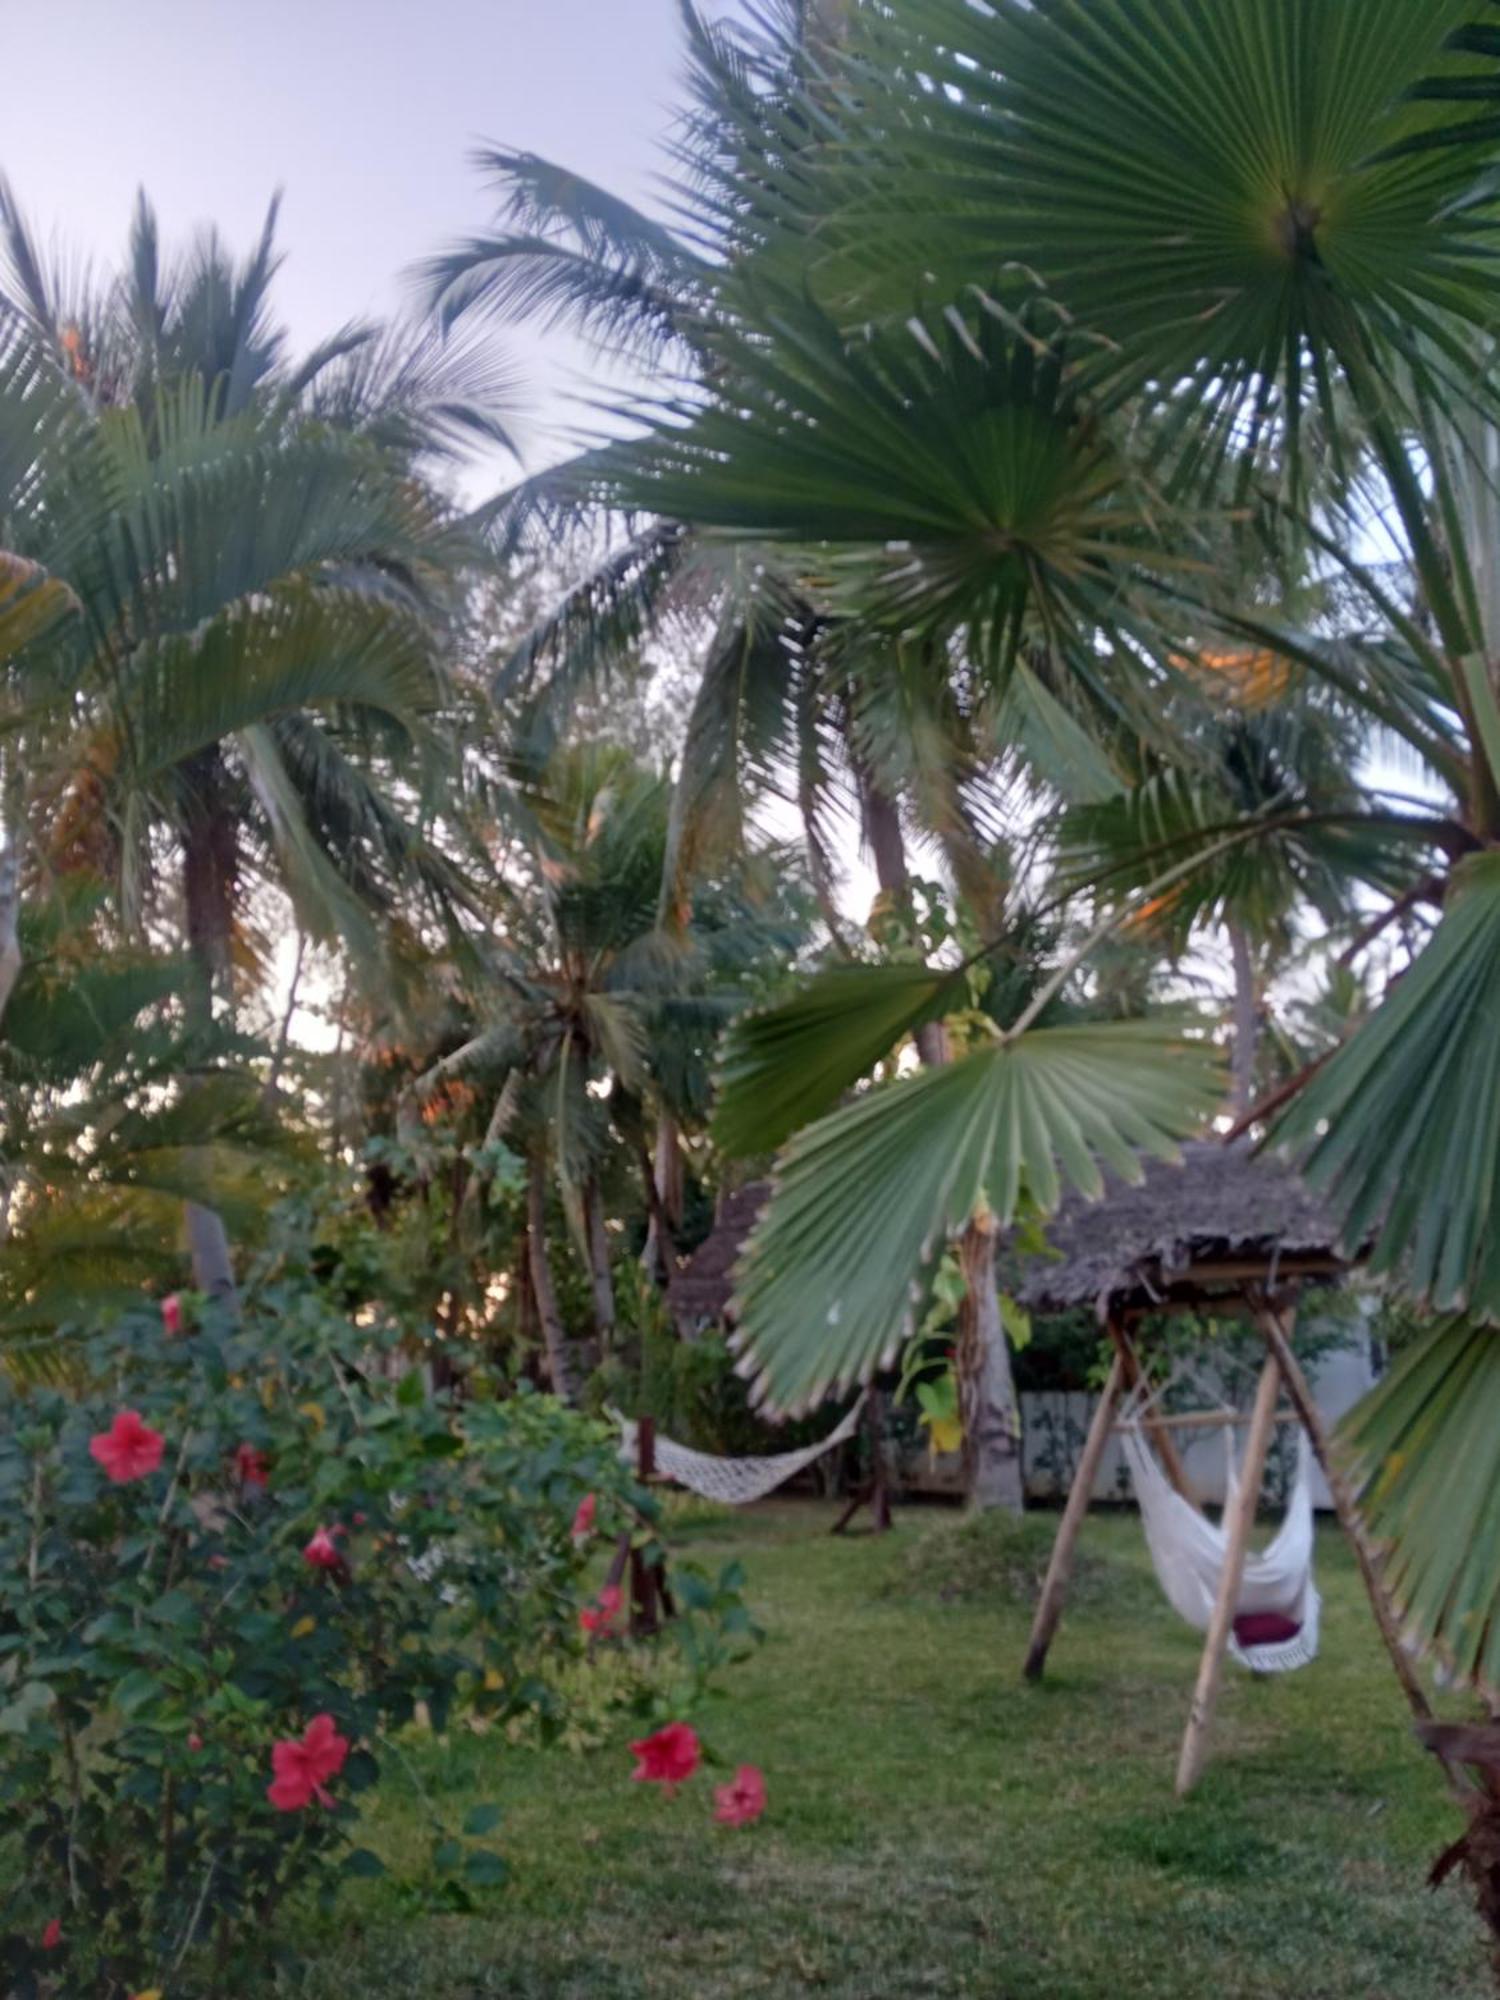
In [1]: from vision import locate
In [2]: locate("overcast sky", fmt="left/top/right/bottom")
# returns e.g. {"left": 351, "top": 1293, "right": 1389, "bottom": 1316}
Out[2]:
{"left": 3, "top": 0, "right": 709, "bottom": 468}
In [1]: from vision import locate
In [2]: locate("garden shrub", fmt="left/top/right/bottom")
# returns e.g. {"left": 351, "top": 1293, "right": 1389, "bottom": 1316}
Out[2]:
{"left": 889, "top": 1509, "right": 1154, "bottom": 1611}
{"left": 0, "top": 1265, "right": 748, "bottom": 1997}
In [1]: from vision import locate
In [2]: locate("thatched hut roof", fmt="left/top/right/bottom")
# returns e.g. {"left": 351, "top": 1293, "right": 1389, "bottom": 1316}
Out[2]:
{"left": 1012, "top": 1141, "right": 1355, "bottom": 1317}
{"left": 664, "top": 1145, "right": 1351, "bottom": 1333}
{"left": 668, "top": 1182, "right": 771, "bottom": 1327}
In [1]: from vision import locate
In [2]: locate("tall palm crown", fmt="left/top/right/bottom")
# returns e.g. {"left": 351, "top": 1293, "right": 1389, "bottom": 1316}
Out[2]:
{"left": 0, "top": 186, "right": 513, "bottom": 1289}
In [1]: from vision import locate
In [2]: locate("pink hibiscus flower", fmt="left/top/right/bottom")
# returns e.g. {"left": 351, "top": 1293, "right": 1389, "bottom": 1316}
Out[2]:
{"left": 579, "top": 1582, "right": 624, "bottom": 1638}
{"left": 713, "top": 1764, "right": 767, "bottom": 1827}
{"left": 570, "top": 1492, "right": 597, "bottom": 1543}
{"left": 266, "top": 1713, "right": 350, "bottom": 1811}
{"left": 302, "top": 1525, "right": 343, "bottom": 1571}
{"left": 234, "top": 1442, "right": 270, "bottom": 1490}
{"left": 161, "top": 1293, "right": 184, "bottom": 1337}
{"left": 89, "top": 1411, "right": 166, "bottom": 1484}
{"left": 629, "top": 1721, "right": 701, "bottom": 1790}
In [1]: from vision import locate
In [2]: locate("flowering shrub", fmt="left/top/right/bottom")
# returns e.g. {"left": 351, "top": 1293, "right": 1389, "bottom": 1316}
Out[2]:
{"left": 0, "top": 1272, "right": 696, "bottom": 1996}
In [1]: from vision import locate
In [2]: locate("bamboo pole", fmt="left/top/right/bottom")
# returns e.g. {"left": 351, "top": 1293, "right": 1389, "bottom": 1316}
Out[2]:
{"left": 1023, "top": 1351, "right": 1128, "bottom": 1682}
{"left": 1113, "top": 1324, "right": 1198, "bottom": 1504}
{"left": 1175, "top": 1348, "right": 1282, "bottom": 1797}
{"left": 1253, "top": 1301, "right": 1434, "bottom": 1727}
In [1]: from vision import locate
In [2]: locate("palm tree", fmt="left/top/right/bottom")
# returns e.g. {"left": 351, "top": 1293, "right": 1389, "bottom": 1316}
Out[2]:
{"left": 406, "top": 742, "right": 807, "bottom": 1398}
{"left": 0, "top": 186, "right": 512, "bottom": 1295}
{"left": 430, "top": 8, "right": 1181, "bottom": 1506}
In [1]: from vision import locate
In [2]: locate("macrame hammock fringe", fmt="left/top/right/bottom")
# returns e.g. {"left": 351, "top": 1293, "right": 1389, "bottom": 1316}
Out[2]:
{"left": 614, "top": 1394, "right": 867, "bottom": 1507}
{"left": 1119, "top": 1398, "right": 1320, "bottom": 1675}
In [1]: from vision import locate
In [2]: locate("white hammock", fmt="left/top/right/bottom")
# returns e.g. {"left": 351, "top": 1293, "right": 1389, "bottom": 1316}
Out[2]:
{"left": 614, "top": 1395, "right": 867, "bottom": 1507}
{"left": 1119, "top": 1414, "right": 1321, "bottom": 1674}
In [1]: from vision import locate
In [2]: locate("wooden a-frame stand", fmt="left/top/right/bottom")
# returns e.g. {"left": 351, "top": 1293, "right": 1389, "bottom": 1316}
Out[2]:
{"left": 1022, "top": 1287, "right": 1433, "bottom": 1797}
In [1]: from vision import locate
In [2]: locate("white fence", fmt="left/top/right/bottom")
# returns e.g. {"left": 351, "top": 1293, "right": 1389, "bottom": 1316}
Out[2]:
{"left": 1019, "top": 1340, "right": 1379, "bottom": 1510}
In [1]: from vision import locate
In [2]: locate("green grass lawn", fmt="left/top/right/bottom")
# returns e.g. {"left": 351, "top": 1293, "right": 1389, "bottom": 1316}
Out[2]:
{"left": 301, "top": 1502, "right": 1487, "bottom": 1999}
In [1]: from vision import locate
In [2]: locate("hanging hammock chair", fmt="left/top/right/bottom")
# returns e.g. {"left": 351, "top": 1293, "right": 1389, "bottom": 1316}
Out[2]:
{"left": 1118, "top": 1407, "right": 1321, "bottom": 1675}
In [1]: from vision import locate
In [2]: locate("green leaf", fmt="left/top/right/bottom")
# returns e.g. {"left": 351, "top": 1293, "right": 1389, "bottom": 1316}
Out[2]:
{"left": 1338, "top": 1316, "right": 1500, "bottom": 1688}
{"left": 113, "top": 1669, "right": 164, "bottom": 1716}
{"left": 732, "top": 1021, "right": 1222, "bottom": 1412}
{"left": 828, "top": 0, "right": 1500, "bottom": 465}
{"left": 999, "top": 1295, "right": 1032, "bottom": 1353}
{"left": 342, "top": 1848, "right": 388, "bottom": 1879}
{"left": 463, "top": 1848, "right": 510, "bottom": 1889}
{"left": 462, "top": 1802, "right": 504, "bottom": 1837}
{"left": 1273, "top": 852, "right": 1500, "bottom": 1315}
{"left": 0, "top": 1680, "right": 56, "bottom": 1735}
{"left": 714, "top": 963, "right": 955, "bottom": 1157}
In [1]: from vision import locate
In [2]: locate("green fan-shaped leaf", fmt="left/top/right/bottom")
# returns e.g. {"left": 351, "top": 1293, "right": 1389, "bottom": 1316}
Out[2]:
{"left": 1338, "top": 1316, "right": 1500, "bottom": 1690}
{"left": 731, "top": 1021, "right": 1223, "bottom": 1413}
{"left": 1273, "top": 851, "right": 1500, "bottom": 1315}
{"left": 831, "top": 0, "right": 1500, "bottom": 462}
{"left": 714, "top": 963, "right": 956, "bottom": 1157}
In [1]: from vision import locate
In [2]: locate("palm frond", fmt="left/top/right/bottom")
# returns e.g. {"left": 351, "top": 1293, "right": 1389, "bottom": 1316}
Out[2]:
{"left": 731, "top": 1020, "right": 1224, "bottom": 1412}
{"left": 1274, "top": 851, "right": 1500, "bottom": 1315}
{"left": 1339, "top": 1316, "right": 1500, "bottom": 1692}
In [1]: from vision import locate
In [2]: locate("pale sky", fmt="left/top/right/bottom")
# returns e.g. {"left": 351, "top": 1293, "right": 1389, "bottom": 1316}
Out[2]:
{"left": 2, "top": 0, "right": 712, "bottom": 467}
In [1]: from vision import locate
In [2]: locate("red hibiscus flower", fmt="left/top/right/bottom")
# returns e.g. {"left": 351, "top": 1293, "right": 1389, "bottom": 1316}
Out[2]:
{"left": 161, "top": 1293, "right": 184, "bottom": 1337}
{"left": 89, "top": 1411, "right": 166, "bottom": 1484}
{"left": 266, "top": 1713, "right": 350, "bottom": 1811}
{"left": 571, "top": 1492, "right": 597, "bottom": 1542}
{"left": 629, "top": 1721, "right": 701, "bottom": 1790}
{"left": 41, "top": 1917, "right": 62, "bottom": 1950}
{"left": 579, "top": 1582, "right": 624, "bottom": 1637}
{"left": 234, "top": 1442, "right": 270, "bottom": 1490}
{"left": 188, "top": 1730, "right": 204, "bottom": 1753}
{"left": 713, "top": 1764, "right": 767, "bottom": 1827}
{"left": 302, "top": 1525, "right": 343, "bottom": 1570}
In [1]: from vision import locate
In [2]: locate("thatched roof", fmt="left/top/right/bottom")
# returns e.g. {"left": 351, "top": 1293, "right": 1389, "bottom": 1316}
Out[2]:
{"left": 668, "top": 1182, "right": 771, "bottom": 1326}
{"left": 1012, "top": 1141, "right": 1355, "bottom": 1317}
{"left": 664, "top": 1145, "right": 1351, "bottom": 1332}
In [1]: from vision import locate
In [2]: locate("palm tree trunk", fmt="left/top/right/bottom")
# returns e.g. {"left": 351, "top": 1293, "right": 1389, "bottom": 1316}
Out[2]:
{"left": 856, "top": 763, "right": 1023, "bottom": 1514}
{"left": 181, "top": 751, "right": 239, "bottom": 1305}
{"left": 583, "top": 1175, "right": 616, "bottom": 1348}
{"left": 640, "top": 1113, "right": 683, "bottom": 1282}
{"left": 0, "top": 754, "right": 22, "bottom": 1033}
{"left": 1228, "top": 922, "right": 1258, "bottom": 1119}
{"left": 527, "top": 1153, "right": 581, "bottom": 1402}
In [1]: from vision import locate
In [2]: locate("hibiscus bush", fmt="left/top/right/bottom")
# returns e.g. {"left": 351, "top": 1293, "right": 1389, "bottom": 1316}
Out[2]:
{"left": 0, "top": 1254, "right": 745, "bottom": 1997}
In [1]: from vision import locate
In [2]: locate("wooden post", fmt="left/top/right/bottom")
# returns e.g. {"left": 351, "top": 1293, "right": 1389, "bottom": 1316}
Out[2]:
{"left": 1113, "top": 1320, "right": 1198, "bottom": 1504}
{"left": 832, "top": 1389, "right": 893, "bottom": 1535}
{"left": 629, "top": 1417, "right": 663, "bottom": 1637}
{"left": 1253, "top": 1301, "right": 1434, "bottom": 1727}
{"left": 1174, "top": 1348, "right": 1282, "bottom": 1797}
{"left": 1023, "top": 1350, "right": 1127, "bottom": 1681}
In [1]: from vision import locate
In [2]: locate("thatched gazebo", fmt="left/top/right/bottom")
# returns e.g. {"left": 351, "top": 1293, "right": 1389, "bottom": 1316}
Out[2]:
{"left": 667, "top": 1182, "right": 769, "bottom": 1337}
{"left": 1015, "top": 1140, "right": 1426, "bottom": 1795}
{"left": 1012, "top": 1140, "right": 1352, "bottom": 1321}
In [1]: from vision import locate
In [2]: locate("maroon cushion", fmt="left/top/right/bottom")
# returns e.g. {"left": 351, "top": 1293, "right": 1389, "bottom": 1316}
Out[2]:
{"left": 1233, "top": 1611, "right": 1303, "bottom": 1649}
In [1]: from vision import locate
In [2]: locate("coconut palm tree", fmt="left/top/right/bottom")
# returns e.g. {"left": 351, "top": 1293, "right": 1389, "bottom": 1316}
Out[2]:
{"left": 0, "top": 186, "right": 512, "bottom": 1294}
{"left": 405, "top": 741, "right": 809, "bottom": 1398}
{"left": 431, "top": 6, "right": 1188, "bottom": 1505}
